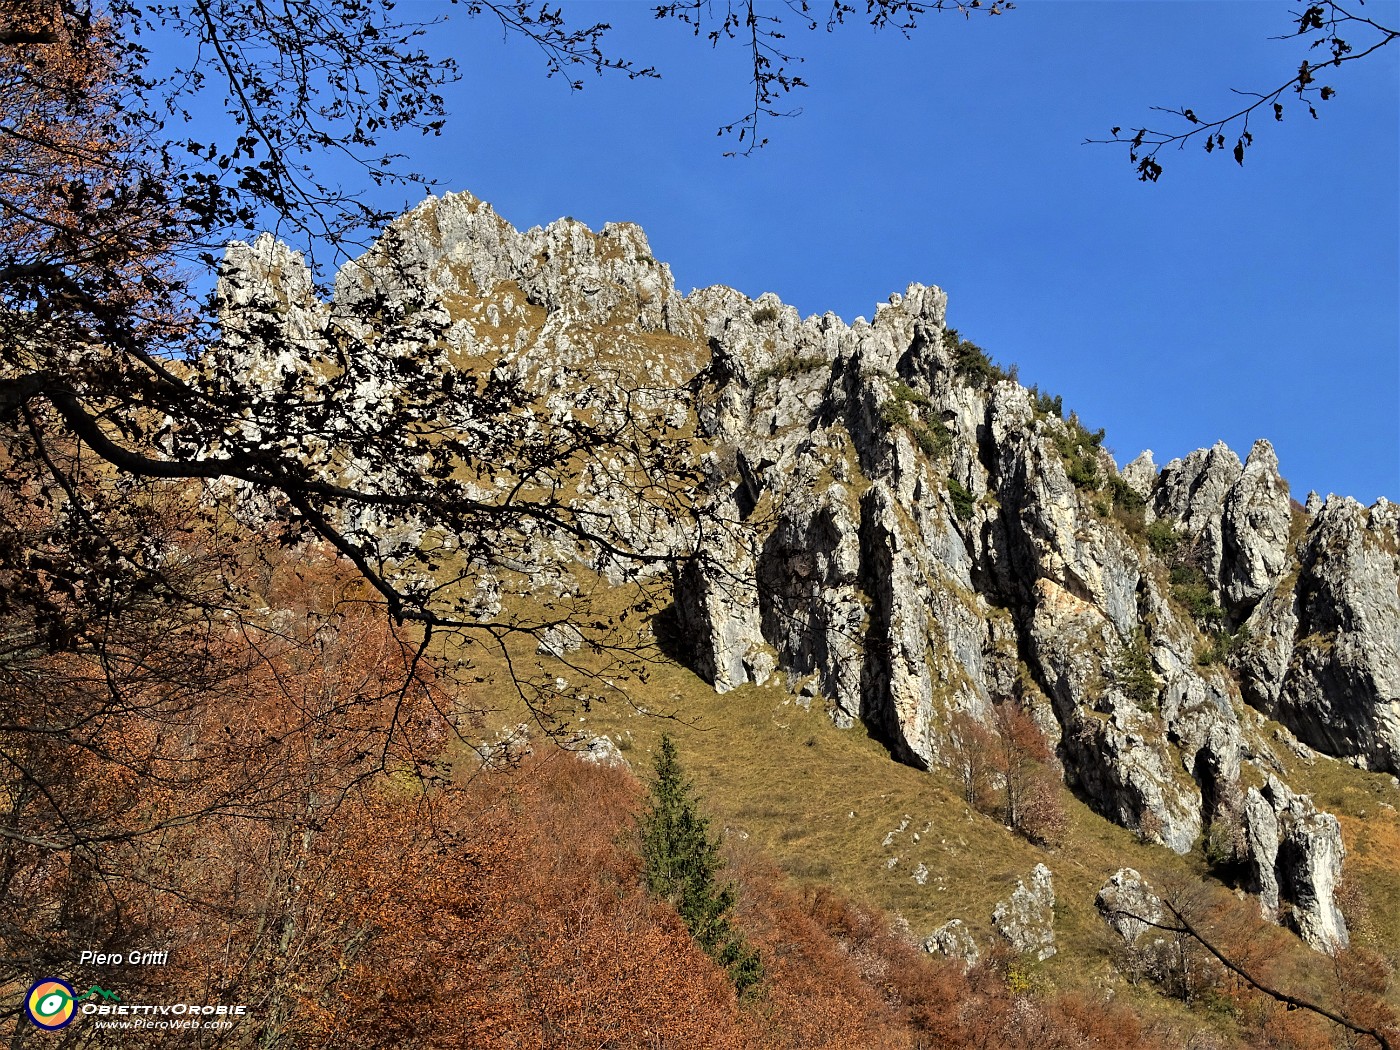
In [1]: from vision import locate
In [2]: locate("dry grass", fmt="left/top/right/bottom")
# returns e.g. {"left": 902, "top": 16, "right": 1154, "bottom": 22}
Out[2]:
{"left": 453, "top": 607, "right": 1209, "bottom": 982}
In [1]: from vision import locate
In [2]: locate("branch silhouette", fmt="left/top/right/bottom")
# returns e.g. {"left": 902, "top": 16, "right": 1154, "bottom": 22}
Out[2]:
{"left": 1107, "top": 897, "right": 1395, "bottom": 1050}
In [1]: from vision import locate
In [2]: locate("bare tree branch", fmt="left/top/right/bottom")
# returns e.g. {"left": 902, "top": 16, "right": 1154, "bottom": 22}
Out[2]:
{"left": 1087, "top": 2, "right": 1398, "bottom": 180}
{"left": 1107, "top": 897, "right": 1396, "bottom": 1050}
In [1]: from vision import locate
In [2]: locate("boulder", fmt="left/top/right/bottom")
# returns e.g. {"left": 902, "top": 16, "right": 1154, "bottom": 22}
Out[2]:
{"left": 992, "top": 864, "right": 1056, "bottom": 960}
{"left": 924, "top": 919, "right": 981, "bottom": 967}
{"left": 1095, "top": 868, "right": 1162, "bottom": 945}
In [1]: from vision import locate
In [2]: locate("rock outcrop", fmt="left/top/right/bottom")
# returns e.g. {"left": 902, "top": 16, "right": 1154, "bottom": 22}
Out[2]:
{"left": 216, "top": 190, "right": 1398, "bottom": 954}
{"left": 1239, "top": 498, "right": 1400, "bottom": 774}
{"left": 573, "top": 734, "right": 631, "bottom": 770}
{"left": 1094, "top": 868, "right": 1162, "bottom": 946}
{"left": 1241, "top": 777, "right": 1349, "bottom": 952}
{"left": 923, "top": 919, "right": 981, "bottom": 967}
{"left": 992, "top": 864, "right": 1056, "bottom": 960}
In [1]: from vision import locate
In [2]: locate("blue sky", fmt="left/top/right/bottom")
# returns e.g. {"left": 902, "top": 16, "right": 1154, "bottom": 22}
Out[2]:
{"left": 222, "top": 2, "right": 1400, "bottom": 503}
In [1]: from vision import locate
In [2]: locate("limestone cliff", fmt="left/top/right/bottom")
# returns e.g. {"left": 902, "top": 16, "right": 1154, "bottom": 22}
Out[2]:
{"left": 217, "top": 190, "right": 1400, "bottom": 953}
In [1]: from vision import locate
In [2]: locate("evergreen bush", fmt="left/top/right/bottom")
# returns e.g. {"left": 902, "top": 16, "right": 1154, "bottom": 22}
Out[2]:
{"left": 878, "top": 382, "right": 952, "bottom": 459}
{"left": 944, "top": 328, "right": 1008, "bottom": 388}
{"left": 640, "top": 735, "right": 763, "bottom": 995}
{"left": 947, "top": 476, "right": 976, "bottom": 521}
{"left": 1146, "top": 520, "right": 1179, "bottom": 559}
{"left": 1110, "top": 632, "right": 1158, "bottom": 709}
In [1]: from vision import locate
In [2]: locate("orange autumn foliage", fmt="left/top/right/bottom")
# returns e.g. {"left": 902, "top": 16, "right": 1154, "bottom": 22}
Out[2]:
{"left": 0, "top": 2, "right": 179, "bottom": 326}
{"left": 283, "top": 754, "right": 746, "bottom": 1049}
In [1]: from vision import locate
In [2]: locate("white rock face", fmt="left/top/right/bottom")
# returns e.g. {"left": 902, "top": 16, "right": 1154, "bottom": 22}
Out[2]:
{"left": 1219, "top": 440, "right": 1293, "bottom": 614}
{"left": 1241, "top": 498, "right": 1400, "bottom": 773}
{"left": 1241, "top": 777, "right": 1349, "bottom": 952}
{"left": 335, "top": 191, "right": 697, "bottom": 345}
{"left": 674, "top": 507, "right": 775, "bottom": 692}
{"left": 1151, "top": 442, "right": 1243, "bottom": 536}
{"left": 1143, "top": 437, "right": 1397, "bottom": 776}
{"left": 1121, "top": 450, "right": 1157, "bottom": 500}
{"left": 1095, "top": 868, "right": 1162, "bottom": 945}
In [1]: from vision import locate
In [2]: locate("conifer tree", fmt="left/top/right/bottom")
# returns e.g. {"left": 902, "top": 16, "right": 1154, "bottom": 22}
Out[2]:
{"left": 640, "top": 735, "right": 762, "bottom": 995}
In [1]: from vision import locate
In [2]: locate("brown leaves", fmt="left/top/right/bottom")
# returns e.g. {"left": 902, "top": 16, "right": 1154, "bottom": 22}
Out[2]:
{"left": 947, "top": 701, "right": 1066, "bottom": 848}
{"left": 295, "top": 756, "right": 745, "bottom": 1049}
{"left": 0, "top": 6, "right": 178, "bottom": 318}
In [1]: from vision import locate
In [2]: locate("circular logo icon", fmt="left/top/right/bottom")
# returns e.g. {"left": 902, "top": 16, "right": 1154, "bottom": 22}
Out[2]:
{"left": 25, "top": 979, "right": 77, "bottom": 1030}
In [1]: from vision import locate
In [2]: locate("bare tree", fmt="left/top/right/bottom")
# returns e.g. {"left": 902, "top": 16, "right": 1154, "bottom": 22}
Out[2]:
{"left": 990, "top": 701, "right": 1063, "bottom": 847}
{"left": 948, "top": 710, "right": 998, "bottom": 809}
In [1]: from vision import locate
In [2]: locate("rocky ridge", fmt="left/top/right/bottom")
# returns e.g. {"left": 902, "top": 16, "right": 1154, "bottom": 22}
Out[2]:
{"left": 217, "top": 190, "right": 1399, "bottom": 954}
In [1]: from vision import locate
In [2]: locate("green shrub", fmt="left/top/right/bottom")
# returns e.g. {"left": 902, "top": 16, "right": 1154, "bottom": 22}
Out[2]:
{"left": 1202, "top": 807, "right": 1247, "bottom": 877}
{"left": 916, "top": 420, "right": 953, "bottom": 458}
{"left": 1108, "top": 474, "right": 1145, "bottom": 513}
{"left": 1145, "top": 520, "right": 1179, "bottom": 559}
{"left": 1174, "top": 583, "right": 1223, "bottom": 627}
{"left": 947, "top": 476, "right": 976, "bottom": 521}
{"left": 1110, "top": 631, "right": 1158, "bottom": 709}
{"left": 1027, "top": 385, "right": 1063, "bottom": 419}
{"left": 753, "top": 354, "right": 825, "bottom": 390}
{"left": 1147, "top": 527, "right": 1227, "bottom": 630}
{"left": 879, "top": 381, "right": 952, "bottom": 459}
{"left": 1197, "top": 626, "right": 1251, "bottom": 666}
{"left": 878, "top": 399, "right": 915, "bottom": 431}
{"left": 1067, "top": 455, "right": 1102, "bottom": 491}
{"left": 891, "top": 380, "right": 931, "bottom": 408}
{"left": 751, "top": 303, "right": 781, "bottom": 324}
{"left": 1053, "top": 413, "right": 1106, "bottom": 492}
{"left": 1106, "top": 475, "right": 1146, "bottom": 534}
{"left": 944, "top": 328, "right": 1009, "bottom": 389}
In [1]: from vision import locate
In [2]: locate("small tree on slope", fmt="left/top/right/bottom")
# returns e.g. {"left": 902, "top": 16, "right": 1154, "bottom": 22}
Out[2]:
{"left": 640, "top": 735, "right": 762, "bottom": 995}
